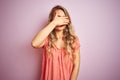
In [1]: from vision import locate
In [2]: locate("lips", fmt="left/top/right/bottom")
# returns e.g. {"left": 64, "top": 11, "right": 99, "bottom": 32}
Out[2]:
{"left": 57, "top": 24, "right": 67, "bottom": 27}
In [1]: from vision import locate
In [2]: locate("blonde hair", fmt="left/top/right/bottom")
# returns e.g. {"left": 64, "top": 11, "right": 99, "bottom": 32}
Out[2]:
{"left": 47, "top": 5, "right": 77, "bottom": 58}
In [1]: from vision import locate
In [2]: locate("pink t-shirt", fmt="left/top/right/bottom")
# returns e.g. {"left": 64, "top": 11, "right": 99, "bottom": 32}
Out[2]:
{"left": 40, "top": 37, "right": 80, "bottom": 80}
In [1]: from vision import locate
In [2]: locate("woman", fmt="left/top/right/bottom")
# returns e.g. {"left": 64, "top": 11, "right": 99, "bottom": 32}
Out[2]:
{"left": 31, "top": 5, "right": 80, "bottom": 80}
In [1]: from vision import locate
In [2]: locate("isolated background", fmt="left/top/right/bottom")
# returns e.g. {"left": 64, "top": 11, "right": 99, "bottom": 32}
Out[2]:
{"left": 0, "top": 0, "right": 120, "bottom": 80}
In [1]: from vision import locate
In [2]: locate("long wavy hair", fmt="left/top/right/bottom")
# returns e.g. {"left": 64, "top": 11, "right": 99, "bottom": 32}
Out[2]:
{"left": 47, "top": 5, "right": 77, "bottom": 58}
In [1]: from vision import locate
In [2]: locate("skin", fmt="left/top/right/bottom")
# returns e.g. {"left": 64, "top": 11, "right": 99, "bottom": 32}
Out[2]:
{"left": 31, "top": 9, "right": 80, "bottom": 80}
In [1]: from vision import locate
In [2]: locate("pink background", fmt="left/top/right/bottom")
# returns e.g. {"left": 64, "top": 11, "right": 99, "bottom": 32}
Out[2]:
{"left": 0, "top": 0, "right": 120, "bottom": 80}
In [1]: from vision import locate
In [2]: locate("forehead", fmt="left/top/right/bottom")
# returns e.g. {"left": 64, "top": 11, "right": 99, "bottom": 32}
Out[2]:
{"left": 54, "top": 9, "right": 65, "bottom": 16}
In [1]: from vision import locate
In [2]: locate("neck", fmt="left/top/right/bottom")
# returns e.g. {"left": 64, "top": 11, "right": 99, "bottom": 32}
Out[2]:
{"left": 55, "top": 30, "right": 64, "bottom": 39}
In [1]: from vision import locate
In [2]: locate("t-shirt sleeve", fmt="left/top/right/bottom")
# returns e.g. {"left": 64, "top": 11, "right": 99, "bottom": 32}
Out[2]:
{"left": 73, "top": 36, "right": 80, "bottom": 49}
{"left": 42, "top": 37, "right": 49, "bottom": 48}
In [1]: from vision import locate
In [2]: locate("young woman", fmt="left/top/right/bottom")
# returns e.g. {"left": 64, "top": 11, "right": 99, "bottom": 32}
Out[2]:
{"left": 31, "top": 5, "right": 80, "bottom": 80}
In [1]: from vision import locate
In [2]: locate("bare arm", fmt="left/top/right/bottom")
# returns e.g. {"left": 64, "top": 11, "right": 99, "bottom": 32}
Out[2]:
{"left": 31, "top": 14, "right": 69, "bottom": 48}
{"left": 70, "top": 48, "right": 80, "bottom": 80}
{"left": 31, "top": 21, "right": 56, "bottom": 48}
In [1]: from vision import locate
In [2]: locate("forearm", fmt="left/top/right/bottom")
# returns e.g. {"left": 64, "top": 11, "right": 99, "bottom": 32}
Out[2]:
{"left": 70, "top": 63, "right": 80, "bottom": 80}
{"left": 32, "top": 21, "right": 56, "bottom": 48}
{"left": 70, "top": 48, "right": 80, "bottom": 80}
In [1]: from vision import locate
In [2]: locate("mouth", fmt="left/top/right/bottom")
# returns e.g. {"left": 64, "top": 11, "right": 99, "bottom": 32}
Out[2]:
{"left": 55, "top": 25, "right": 66, "bottom": 30}
{"left": 57, "top": 25, "right": 67, "bottom": 27}
{"left": 56, "top": 26, "right": 65, "bottom": 28}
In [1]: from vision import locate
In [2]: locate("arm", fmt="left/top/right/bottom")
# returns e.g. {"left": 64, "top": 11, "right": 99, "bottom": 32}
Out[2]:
{"left": 31, "top": 15, "right": 69, "bottom": 48}
{"left": 31, "top": 21, "right": 56, "bottom": 48}
{"left": 70, "top": 48, "right": 80, "bottom": 80}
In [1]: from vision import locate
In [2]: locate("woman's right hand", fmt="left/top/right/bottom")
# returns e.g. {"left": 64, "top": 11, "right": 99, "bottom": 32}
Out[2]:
{"left": 52, "top": 14, "right": 70, "bottom": 26}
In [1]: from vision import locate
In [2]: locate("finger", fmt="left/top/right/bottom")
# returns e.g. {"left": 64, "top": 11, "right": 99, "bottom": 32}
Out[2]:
{"left": 64, "top": 16, "right": 69, "bottom": 19}
{"left": 63, "top": 20, "right": 69, "bottom": 24}
{"left": 64, "top": 18, "right": 70, "bottom": 23}
{"left": 60, "top": 16, "right": 69, "bottom": 19}
{"left": 62, "top": 22, "right": 69, "bottom": 25}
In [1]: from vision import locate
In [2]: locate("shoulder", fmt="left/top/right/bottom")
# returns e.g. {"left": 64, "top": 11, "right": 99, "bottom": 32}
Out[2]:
{"left": 74, "top": 35, "right": 80, "bottom": 44}
{"left": 73, "top": 35, "right": 80, "bottom": 49}
{"left": 74, "top": 35, "right": 80, "bottom": 41}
